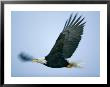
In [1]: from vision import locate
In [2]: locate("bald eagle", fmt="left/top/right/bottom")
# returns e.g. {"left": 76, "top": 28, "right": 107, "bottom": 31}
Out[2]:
{"left": 19, "top": 13, "right": 86, "bottom": 68}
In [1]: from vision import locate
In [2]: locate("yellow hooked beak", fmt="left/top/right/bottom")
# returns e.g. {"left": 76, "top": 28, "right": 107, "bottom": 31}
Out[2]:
{"left": 32, "top": 58, "right": 47, "bottom": 64}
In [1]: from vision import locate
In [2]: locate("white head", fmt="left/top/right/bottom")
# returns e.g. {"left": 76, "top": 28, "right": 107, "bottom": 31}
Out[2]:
{"left": 32, "top": 57, "right": 47, "bottom": 64}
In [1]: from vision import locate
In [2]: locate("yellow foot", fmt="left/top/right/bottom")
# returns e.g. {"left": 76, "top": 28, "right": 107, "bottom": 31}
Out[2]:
{"left": 67, "top": 62, "right": 82, "bottom": 68}
{"left": 67, "top": 63, "right": 74, "bottom": 68}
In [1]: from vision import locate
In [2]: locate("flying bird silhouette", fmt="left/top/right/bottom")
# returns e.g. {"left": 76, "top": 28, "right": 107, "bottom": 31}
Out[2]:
{"left": 19, "top": 13, "right": 86, "bottom": 68}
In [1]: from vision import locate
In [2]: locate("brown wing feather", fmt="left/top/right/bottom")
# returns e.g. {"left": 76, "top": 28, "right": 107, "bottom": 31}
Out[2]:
{"left": 47, "top": 13, "right": 86, "bottom": 59}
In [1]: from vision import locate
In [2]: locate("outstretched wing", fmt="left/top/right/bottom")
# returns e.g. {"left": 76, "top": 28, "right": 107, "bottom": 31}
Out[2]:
{"left": 47, "top": 13, "right": 86, "bottom": 59}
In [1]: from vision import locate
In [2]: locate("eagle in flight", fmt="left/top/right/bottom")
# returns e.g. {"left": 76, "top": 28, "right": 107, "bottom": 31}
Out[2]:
{"left": 19, "top": 13, "right": 86, "bottom": 68}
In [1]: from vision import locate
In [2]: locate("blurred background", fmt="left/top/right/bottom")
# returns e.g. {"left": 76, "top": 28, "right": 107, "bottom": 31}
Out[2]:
{"left": 11, "top": 11, "right": 100, "bottom": 77}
